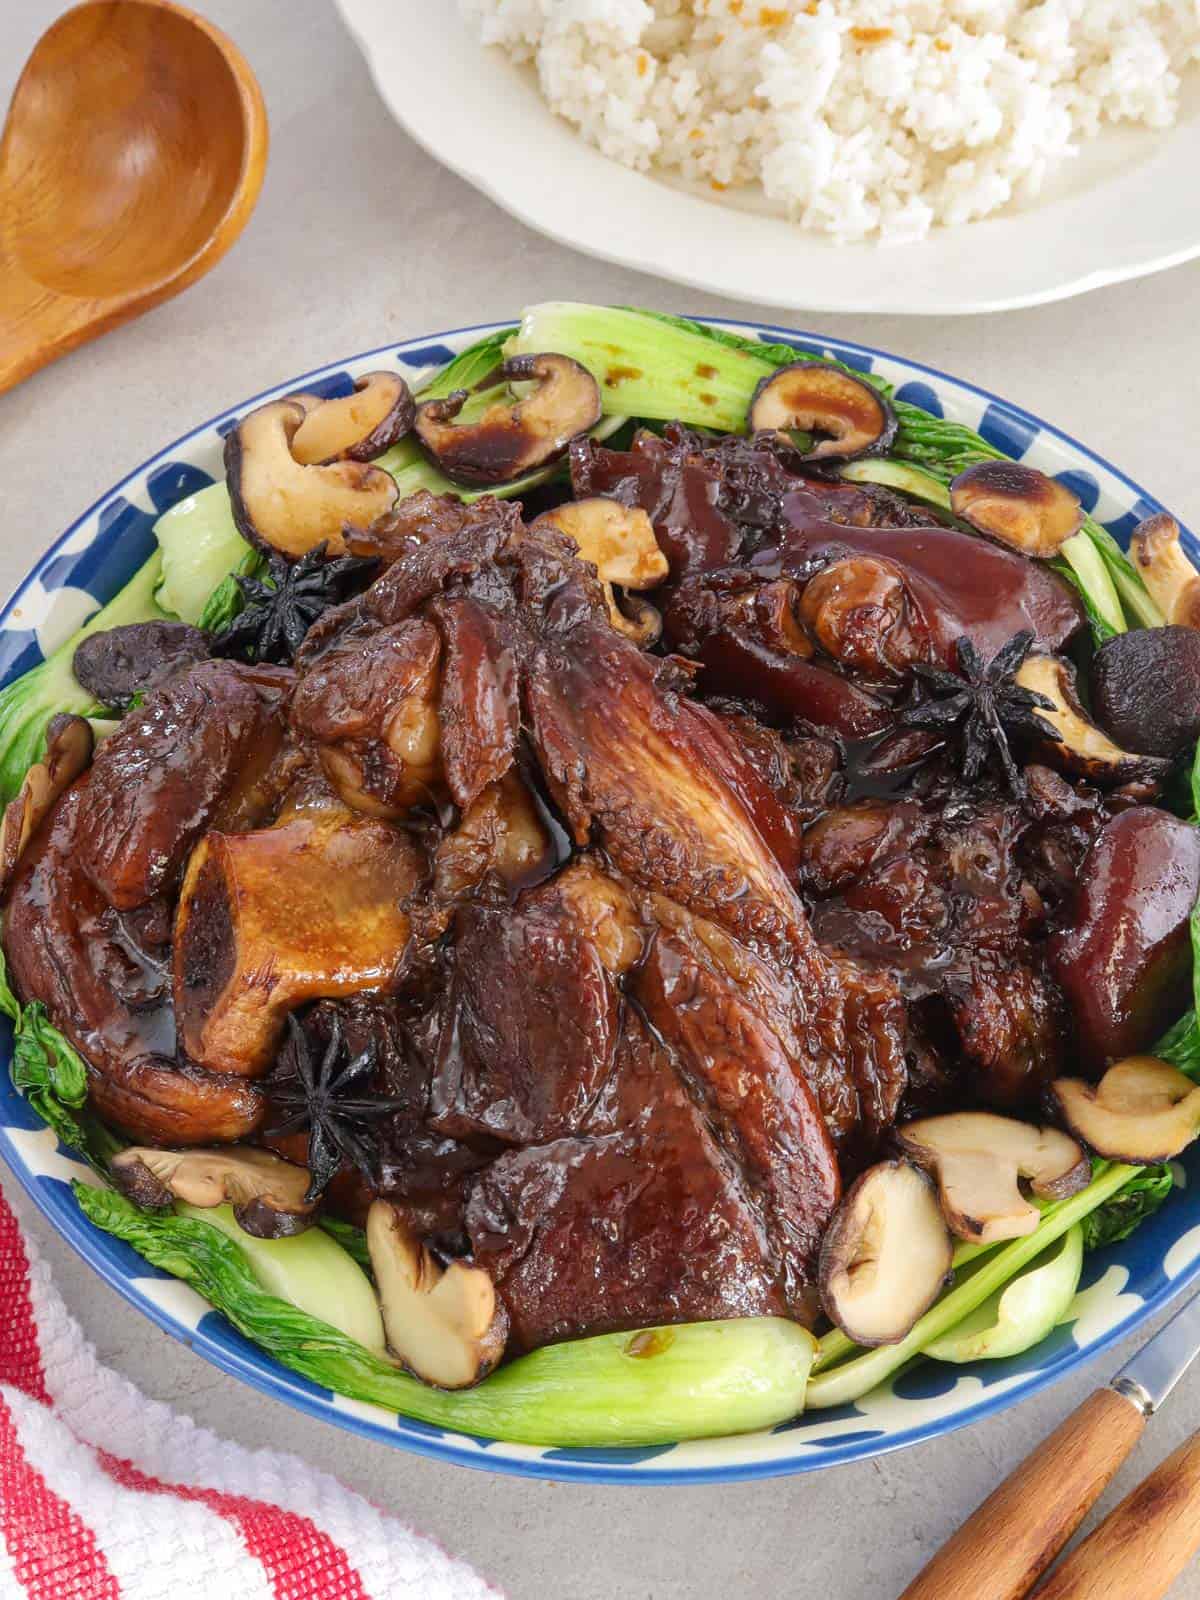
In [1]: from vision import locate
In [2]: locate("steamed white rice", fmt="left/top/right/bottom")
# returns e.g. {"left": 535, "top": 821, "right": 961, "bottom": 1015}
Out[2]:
{"left": 458, "top": 0, "right": 1200, "bottom": 242}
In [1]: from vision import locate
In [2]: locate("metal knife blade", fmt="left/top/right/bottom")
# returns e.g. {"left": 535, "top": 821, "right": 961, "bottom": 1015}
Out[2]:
{"left": 1111, "top": 1282, "right": 1200, "bottom": 1416}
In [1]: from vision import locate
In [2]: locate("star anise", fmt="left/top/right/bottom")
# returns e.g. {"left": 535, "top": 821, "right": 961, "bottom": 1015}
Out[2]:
{"left": 212, "top": 544, "right": 377, "bottom": 665}
{"left": 265, "top": 1013, "right": 404, "bottom": 1200}
{"left": 899, "top": 630, "right": 1059, "bottom": 798}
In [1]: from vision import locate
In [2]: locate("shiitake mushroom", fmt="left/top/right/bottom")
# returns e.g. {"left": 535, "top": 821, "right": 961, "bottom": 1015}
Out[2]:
{"left": 1089, "top": 625, "right": 1200, "bottom": 758}
{"left": 1052, "top": 1056, "right": 1200, "bottom": 1164}
{"left": 112, "top": 1145, "right": 317, "bottom": 1238}
{"left": 414, "top": 354, "right": 602, "bottom": 487}
{"left": 818, "top": 1160, "right": 953, "bottom": 1345}
{"left": 1014, "top": 652, "right": 1169, "bottom": 788}
{"left": 895, "top": 1113, "right": 1089, "bottom": 1244}
{"left": 225, "top": 399, "right": 399, "bottom": 561}
{"left": 747, "top": 361, "right": 896, "bottom": 463}
{"left": 1130, "top": 514, "right": 1200, "bottom": 628}
{"left": 73, "top": 620, "right": 211, "bottom": 711}
{"left": 288, "top": 372, "right": 415, "bottom": 465}
{"left": 950, "top": 461, "right": 1083, "bottom": 558}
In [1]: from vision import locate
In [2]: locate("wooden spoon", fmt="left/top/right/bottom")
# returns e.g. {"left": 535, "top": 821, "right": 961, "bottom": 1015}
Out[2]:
{"left": 0, "top": 0, "right": 267, "bottom": 394}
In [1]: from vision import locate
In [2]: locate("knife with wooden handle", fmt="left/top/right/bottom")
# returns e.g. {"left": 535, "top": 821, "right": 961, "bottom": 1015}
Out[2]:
{"left": 1032, "top": 1428, "right": 1200, "bottom": 1599}
{"left": 898, "top": 1283, "right": 1200, "bottom": 1600}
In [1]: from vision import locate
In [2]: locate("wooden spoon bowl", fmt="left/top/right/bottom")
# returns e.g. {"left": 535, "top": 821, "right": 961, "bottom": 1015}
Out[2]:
{"left": 0, "top": 0, "right": 267, "bottom": 393}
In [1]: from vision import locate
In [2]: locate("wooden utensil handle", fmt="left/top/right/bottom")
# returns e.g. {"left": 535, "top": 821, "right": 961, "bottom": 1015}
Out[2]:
{"left": 898, "top": 1387, "right": 1146, "bottom": 1600}
{"left": 1032, "top": 1427, "right": 1200, "bottom": 1600}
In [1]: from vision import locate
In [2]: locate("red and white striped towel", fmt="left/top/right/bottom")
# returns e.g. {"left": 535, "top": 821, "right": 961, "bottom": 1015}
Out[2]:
{"left": 0, "top": 1180, "right": 501, "bottom": 1600}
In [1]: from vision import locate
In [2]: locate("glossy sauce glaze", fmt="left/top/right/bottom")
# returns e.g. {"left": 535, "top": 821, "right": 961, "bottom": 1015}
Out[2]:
{"left": 4, "top": 426, "right": 1195, "bottom": 1370}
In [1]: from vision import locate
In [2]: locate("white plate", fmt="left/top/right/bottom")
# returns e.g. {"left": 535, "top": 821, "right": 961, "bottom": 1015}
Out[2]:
{"left": 334, "top": 0, "right": 1200, "bottom": 316}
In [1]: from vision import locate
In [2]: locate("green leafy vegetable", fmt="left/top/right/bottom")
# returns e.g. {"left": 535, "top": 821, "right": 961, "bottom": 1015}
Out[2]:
{"left": 317, "top": 1214, "right": 372, "bottom": 1272}
{"left": 510, "top": 303, "right": 779, "bottom": 433}
{"left": 0, "top": 947, "right": 114, "bottom": 1168}
{"left": 0, "top": 553, "right": 165, "bottom": 804}
{"left": 1149, "top": 900, "right": 1200, "bottom": 1081}
{"left": 839, "top": 458, "right": 952, "bottom": 511}
{"left": 196, "top": 547, "right": 267, "bottom": 635}
{"left": 77, "top": 1183, "right": 816, "bottom": 1446}
{"left": 1157, "top": 1011, "right": 1200, "bottom": 1076}
{"left": 155, "top": 485, "right": 257, "bottom": 625}
{"left": 1080, "top": 1167, "right": 1174, "bottom": 1251}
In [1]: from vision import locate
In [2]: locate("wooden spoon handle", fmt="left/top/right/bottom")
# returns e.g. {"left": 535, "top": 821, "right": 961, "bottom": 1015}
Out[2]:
{"left": 1032, "top": 1428, "right": 1200, "bottom": 1600}
{"left": 0, "top": 261, "right": 106, "bottom": 395}
{"left": 898, "top": 1387, "right": 1146, "bottom": 1600}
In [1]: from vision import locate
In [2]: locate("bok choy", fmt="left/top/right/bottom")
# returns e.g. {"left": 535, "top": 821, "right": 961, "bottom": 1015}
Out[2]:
{"left": 0, "top": 555, "right": 165, "bottom": 805}
{"left": 76, "top": 1184, "right": 816, "bottom": 1447}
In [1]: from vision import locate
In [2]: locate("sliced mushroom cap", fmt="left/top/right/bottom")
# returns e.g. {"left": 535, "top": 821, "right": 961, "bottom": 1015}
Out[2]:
{"left": 747, "top": 361, "right": 896, "bottom": 463}
{"left": 1015, "top": 652, "right": 1169, "bottom": 787}
{"left": 532, "top": 497, "right": 668, "bottom": 644}
{"left": 225, "top": 399, "right": 398, "bottom": 561}
{"left": 73, "top": 621, "right": 212, "bottom": 712}
{"left": 950, "top": 461, "right": 1083, "bottom": 558}
{"left": 367, "top": 1199, "right": 509, "bottom": 1388}
{"left": 1131, "top": 514, "right": 1200, "bottom": 628}
{"left": 173, "top": 809, "right": 423, "bottom": 1077}
{"left": 289, "top": 373, "right": 415, "bottom": 466}
{"left": 1051, "top": 1056, "right": 1200, "bottom": 1164}
{"left": 612, "top": 592, "right": 663, "bottom": 647}
{"left": 414, "top": 354, "right": 602, "bottom": 488}
{"left": 818, "top": 1160, "right": 952, "bottom": 1346}
{"left": 0, "top": 714, "right": 93, "bottom": 892}
{"left": 896, "top": 1112, "right": 1090, "bottom": 1244}
{"left": 111, "top": 1145, "right": 317, "bottom": 1237}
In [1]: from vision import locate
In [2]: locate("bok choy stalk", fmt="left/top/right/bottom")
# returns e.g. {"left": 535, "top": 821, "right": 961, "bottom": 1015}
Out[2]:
{"left": 177, "top": 1203, "right": 386, "bottom": 1351}
{"left": 154, "top": 488, "right": 258, "bottom": 625}
{"left": 509, "top": 304, "right": 1146, "bottom": 640}
{"left": 75, "top": 1184, "right": 816, "bottom": 1446}
{"left": 807, "top": 1161, "right": 1138, "bottom": 1408}
{"left": 0, "top": 554, "right": 165, "bottom": 804}
{"left": 922, "top": 1224, "right": 1083, "bottom": 1365}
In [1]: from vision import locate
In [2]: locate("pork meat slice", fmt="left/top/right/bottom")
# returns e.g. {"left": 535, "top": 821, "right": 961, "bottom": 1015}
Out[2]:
{"left": 525, "top": 613, "right": 806, "bottom": 957}
{"left": 290, "top": 618, "right": 444, "bottom": 816}
{"left": 466, "top": 1014, "right": 790, "bottom": 1353}
{"left": 430, "top": 860, "right": 638, "bottom": 1146}
{"left": 634, "top": 911, "right": 841, "bottom": 1289}
{"left": 5, "top": 783, "right": 263, "bottom": 1144}
{"left": 77, "top": 659, "right": 293, "bottom": 909}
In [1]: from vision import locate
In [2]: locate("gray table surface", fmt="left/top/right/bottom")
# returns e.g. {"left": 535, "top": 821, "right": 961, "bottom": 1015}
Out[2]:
{"left": 4, "top": 3, "right": 1200, "bottom": 1596}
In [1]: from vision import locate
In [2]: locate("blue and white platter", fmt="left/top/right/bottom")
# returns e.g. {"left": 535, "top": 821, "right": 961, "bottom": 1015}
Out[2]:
{"left": 2, "top": 317, "right": 1199, "bottom": 1485}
